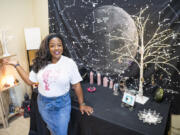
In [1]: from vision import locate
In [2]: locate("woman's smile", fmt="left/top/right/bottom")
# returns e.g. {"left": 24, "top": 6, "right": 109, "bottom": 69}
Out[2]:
{"left": 54, "top": 51, "right": 61, "bottom": 55}
{"left": 49, "top": 37, "right": 63, "bottom": 63}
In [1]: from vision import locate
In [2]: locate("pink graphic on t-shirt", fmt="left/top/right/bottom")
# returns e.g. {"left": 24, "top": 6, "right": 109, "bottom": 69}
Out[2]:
{"left": 42, "top": 69, "right": 60, "bottom": 91}
{"left": 42, "top": 70, "right": 51, "bottom": 91}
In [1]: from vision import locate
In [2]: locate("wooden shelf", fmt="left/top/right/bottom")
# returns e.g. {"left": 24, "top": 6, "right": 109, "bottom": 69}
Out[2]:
{"left": 8, "top": 112, "right": 20, "bottom": 119}
{"left": 0, "top": 112, "right": 19, "bottom": 122}
{"left": 0, "top": 54, "right": 16, "bottom": 60}
{"left": 0, "top": 110, "right": 22, "bottom": 128}
{"left": 0, "top": 83, "right": 20, "bottom": 128}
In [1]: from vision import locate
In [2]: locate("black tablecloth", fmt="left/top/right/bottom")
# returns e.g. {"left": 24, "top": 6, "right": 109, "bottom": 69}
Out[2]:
{"left": 68, "top": 83, "right": 170, "bottom": 135}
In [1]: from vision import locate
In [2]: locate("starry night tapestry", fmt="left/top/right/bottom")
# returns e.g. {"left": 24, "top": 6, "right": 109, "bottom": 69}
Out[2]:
{"left": 48, "top": 0, "right": 180, "bottom": 113}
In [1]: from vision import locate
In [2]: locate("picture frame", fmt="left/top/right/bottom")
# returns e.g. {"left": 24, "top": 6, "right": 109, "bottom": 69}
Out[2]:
{"left": 122, "top": 92, "right": 136, "bottom": 107}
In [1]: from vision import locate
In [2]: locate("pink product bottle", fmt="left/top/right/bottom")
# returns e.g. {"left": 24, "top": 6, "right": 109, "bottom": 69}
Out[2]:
{"left": 90, "top": 71, "right": 94, "bottom": 84}
{"left": 109, "top": 80, "right": 113, "bottom": 89}
{"left": 103, "top": 77, "right": 109, "bottom": 87}
{"left": 97, "top": 72, "right": 101, "bottom": 86}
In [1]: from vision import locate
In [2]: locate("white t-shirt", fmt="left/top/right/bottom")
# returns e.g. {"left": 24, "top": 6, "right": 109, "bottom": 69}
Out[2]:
{"left": 29, "top": 55, "right": 82, "bottom": 97}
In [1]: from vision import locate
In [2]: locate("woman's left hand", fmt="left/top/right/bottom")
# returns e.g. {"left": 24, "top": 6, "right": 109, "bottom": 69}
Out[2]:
{"left": 80, "top": 105, "right": 93, "bottom": 116}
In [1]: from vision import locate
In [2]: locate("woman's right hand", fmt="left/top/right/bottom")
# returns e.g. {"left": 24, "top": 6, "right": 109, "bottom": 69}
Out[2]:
{"left": 1, "top": 58, "right": 19, "bottom": 67}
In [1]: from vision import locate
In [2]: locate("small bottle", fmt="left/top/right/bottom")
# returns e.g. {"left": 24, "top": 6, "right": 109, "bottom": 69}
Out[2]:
{"left": 113, "top": 83, "right": 119, "bottom": 96}
{"left": 90, "top": 71, "right": 94, "bottom": 85}
{"left": 103, "top": 77, "right": 109, "bottom": 87}
{"left": 97, "top": 72, "right": 101, "bottom": 86}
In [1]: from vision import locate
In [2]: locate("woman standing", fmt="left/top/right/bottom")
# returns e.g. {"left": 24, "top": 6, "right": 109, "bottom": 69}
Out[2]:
{"left": 2, "top": 33, "right": 93, "bottom": 135}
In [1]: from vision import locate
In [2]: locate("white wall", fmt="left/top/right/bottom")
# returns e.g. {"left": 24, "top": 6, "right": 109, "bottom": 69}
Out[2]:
{"left": 0, "top": 0, "right": 49, "bottom": 106}
{"left": 32, "top": 0, "right": 49, "bottom": 39}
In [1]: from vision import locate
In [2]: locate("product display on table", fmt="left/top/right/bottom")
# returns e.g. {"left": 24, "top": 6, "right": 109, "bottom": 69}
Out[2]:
{"left": 89, "top": 71, "right": 94, "bottom": 85}
{"left": 103, "top": 77, "right": 109, "bottom": 87}
{"left": 87, "top": 86, "right": 96, "bottom": 93}
{"left": 138, "top": 109, "right": 163, "bottom": 125}
{"left": 97, "top": 72, "right": 101, "bottom": 86}
{"left": 154, "top": 87, "right": 164, "bottom": 102}
{"left": 122, "top": 92, "right": 136, "bottom": 107}
{"left": 109, "top": 79, "right": 113, "bottom": 89}
{"left": 69, "top": 83, "right": 170, "bottom": 135}
{"left": 113, "top": 83, "right": 119, "bottom": 96}
{"left": 49, "top": 0, "right": 180, "bottom": 113}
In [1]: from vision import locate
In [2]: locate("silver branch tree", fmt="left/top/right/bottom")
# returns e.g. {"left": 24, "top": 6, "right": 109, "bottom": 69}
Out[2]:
{"left": 111, "top": 7, "right": 180, "bottom": 98}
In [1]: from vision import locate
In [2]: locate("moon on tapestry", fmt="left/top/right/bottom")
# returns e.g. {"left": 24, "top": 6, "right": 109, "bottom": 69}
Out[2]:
{"left": 80, "top": 5, "right": 138, "bottom": 74}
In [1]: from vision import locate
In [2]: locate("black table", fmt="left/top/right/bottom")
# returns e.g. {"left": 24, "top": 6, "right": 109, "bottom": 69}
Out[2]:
{"left": 68, "top": 83, "right": 170, "bottom": 135}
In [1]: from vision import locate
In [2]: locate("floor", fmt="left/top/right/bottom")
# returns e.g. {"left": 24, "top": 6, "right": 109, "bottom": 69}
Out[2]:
{"left": 0, "top": 116, "right": 30, "bottom": 135}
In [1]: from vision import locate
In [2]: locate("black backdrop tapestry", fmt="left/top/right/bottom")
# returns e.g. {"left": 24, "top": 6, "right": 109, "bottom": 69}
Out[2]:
{"left": 48, "top": 0, "right": 180, "bottom": 114}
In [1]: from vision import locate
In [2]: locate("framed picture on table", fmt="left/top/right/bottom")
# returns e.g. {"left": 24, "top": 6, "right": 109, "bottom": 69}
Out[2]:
{"left": 122, "top": 92, "right": 136, "bottom": 107}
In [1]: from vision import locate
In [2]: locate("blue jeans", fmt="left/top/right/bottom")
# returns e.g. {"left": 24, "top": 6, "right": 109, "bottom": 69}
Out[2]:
{"left": 37, "top": 92, "right": 71, "bottom": 135}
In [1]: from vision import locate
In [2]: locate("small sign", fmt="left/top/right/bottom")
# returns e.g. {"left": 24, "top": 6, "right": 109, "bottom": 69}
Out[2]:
{"left": 24, "top": 28, "right": 41, "bottom": 50}
{"left": 122, "top": 92, "right": 135, "bottom": 106}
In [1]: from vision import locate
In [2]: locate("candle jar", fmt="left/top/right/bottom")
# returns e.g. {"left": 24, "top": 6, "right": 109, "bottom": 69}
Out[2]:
{"left": 97, "top": 72, "right": 101, "bottom": 86}
{"left": 90, "top": 71, "right": 94, "bottom": 84}
{"left": 109, "top": 79, "right": 113, "bottom": 89}
{"left": 103, "top": 77, "right": 108, "bottom": 87}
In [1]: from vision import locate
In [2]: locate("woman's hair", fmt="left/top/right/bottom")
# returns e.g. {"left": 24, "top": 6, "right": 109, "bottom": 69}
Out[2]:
{"left": 32, "top": 33, "right": 66, "bottom": 73}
